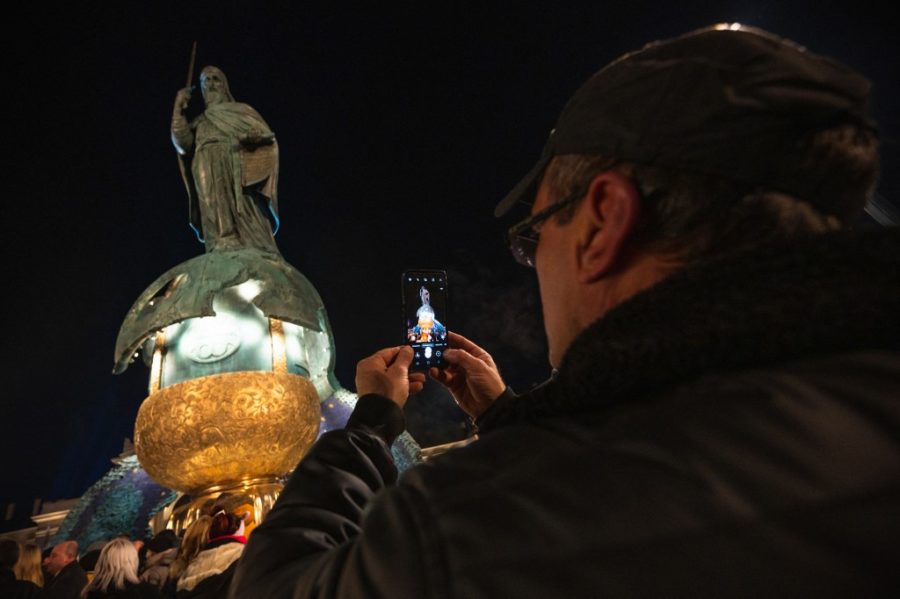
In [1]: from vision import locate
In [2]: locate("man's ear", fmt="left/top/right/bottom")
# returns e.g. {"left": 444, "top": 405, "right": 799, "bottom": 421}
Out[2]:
{"left": 576, "top": 171, "right": 641, "bottom": 283}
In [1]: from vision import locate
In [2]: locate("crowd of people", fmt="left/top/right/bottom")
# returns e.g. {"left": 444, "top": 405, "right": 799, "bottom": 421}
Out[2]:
{"left": 0, "top": 499, "right": 249, "bottom": 599}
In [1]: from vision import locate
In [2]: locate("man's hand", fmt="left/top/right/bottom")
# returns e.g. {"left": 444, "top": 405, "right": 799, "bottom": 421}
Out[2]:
{"left": 430, "top": 332, "right": 505, "bottom": 419}
{"left": 356, "top": 345, "right": 426, "bottom": 407}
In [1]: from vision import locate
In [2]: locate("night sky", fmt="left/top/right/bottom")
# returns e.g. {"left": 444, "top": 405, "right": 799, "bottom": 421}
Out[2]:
{"left": 3, "top": 3, "right": 898, "bottom": 530}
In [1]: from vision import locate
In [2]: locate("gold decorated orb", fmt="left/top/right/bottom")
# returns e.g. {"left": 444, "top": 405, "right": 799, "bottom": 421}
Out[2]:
{"left": 116, "top": 249, "right": 350, "bottom": 525}
{"left": 135, "top": 370, "right": 320, "bottom": 493}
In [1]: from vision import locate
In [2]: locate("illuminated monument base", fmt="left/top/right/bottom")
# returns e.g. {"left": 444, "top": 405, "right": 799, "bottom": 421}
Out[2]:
{"left": 134, "top": 369, "right": 320, "bottom": 534}
{"left": 113, "top": 248, "right": 420, "bottom": 533}
{"left": 136, "top": 370, "right": 320, "bottom": 494}
{"left": 150, "top": 479, "right": 284, "bottom": 538}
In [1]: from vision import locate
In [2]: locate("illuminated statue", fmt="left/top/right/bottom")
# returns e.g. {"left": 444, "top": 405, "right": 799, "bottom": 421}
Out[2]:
{"left": 171, "top": 66, "right": 280, "bottom": 253}
{"left": 409, "top": 286, "right": 446, "bottom": 343}
{"left": 111, "top": 57, "right": 420, "bottom": 536}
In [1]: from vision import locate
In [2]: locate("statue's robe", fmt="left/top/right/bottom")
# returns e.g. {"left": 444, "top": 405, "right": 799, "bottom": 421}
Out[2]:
{"left": 177, "top": 101, "right": 280, "bottom": 252}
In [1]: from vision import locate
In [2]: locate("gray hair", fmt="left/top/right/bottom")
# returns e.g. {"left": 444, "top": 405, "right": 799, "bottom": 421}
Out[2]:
{"left": 543, "top": 124, "right": 879, "bottom": 263}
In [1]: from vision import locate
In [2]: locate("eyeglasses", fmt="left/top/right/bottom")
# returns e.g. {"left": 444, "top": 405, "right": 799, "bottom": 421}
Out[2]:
{"left": 506, "top": 188, "right": 586, "bottom": 267}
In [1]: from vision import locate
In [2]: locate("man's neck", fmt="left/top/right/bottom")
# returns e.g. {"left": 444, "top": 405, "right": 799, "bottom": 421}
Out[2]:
{"left": 551, "top": 249, "right": 679, "bottom": 369}
{"left": 580, "top": 250, "right": 681, "bottom": 326}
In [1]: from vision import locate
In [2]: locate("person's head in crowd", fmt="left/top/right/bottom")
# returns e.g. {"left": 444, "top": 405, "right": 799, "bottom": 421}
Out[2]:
{"left": 497, "top": 24, "right": 879, "bottom": 367}
{"left": 168, "top": 515, "right": 213, "bottom": 582}
{"left": 145, "top": 529, "right": 179, "bottom": 556}
{"left": 43, "top": 540, "right": 79, "bottom": 577}
{"left": 14, "top": 542, "right": 44, "bottom": 587}
{"left": 231, "top": 502, "right": 256, "bottom": 537}
{"left": 140, "top": 528, "right": 179, "bottom": 589}
{"left": 209, "top": 504, "right": 245, "bottom": 540}
{"left": 195, "top": 498, "right": 217, "bottom": 521}
{"left": 211, "top": 492, "right": 256, "bottom": 537}
{"left": 0, "top": 538, "right": 18, "bottom": 571}
{"left": 79, "top": 537, "right": 140, "bottom": 597}
{"left": 79, "top": 548, "right": 101, "bottom": 574}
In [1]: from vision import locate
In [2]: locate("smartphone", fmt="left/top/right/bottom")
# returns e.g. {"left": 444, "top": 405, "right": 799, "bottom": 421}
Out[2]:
{"left": 402, "top": 269, "right": 449, "bottom": 371}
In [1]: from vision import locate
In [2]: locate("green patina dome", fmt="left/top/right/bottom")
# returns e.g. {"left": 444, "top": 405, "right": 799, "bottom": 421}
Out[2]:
{"left": 114, "top": 248, "right": 331, "bottom": 374}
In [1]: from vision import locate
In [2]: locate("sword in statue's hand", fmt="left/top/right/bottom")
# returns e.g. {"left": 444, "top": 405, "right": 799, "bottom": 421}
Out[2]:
{"left": 178, "top": 41, "right": 198, "bottom": 111}
{"left": 186, "top": 40, "right": 197, "bottom": 88}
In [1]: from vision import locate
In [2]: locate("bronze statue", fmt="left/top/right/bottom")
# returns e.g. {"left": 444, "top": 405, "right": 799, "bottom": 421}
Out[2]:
{"left": 171, "top": 66, "right": 280, "bottom": 253}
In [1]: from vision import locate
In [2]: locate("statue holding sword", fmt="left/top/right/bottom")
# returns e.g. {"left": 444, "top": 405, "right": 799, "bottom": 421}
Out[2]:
{"left": 171, "top": 43, "right": 281, "bottom": 253}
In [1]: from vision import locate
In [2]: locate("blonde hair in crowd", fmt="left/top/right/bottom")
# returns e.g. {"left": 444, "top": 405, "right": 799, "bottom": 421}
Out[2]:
{"left": 168, "top": 515, "right": 212, "bottom": 582}
{"left": 80, "top": 538, "right": 140, "bottom": 597}
{"left": 14, "top": 542, "right": 44, "bottom": 587}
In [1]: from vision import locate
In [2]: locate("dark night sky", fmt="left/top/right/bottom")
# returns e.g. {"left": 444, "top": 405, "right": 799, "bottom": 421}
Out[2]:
{"left": 3, "top": 2, "right": 898, "bottom": 527}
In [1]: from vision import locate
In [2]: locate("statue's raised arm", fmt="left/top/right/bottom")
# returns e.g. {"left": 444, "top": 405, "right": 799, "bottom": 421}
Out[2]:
{"left": 171, "top": 87, "right": 194, "bottom": 155}
{"left": 171, "top": 66, "right": 280, "bottom": 254}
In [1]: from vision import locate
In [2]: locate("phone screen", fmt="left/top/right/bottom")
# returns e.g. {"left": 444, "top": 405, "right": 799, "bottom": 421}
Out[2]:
{"left": 402, "top": 270, "right": 449, "bottom": 371}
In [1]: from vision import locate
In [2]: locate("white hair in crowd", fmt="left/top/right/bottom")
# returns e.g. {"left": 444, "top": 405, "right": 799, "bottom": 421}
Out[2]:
{"left": 80, "top": 537, "right": 140, "bottom": 597}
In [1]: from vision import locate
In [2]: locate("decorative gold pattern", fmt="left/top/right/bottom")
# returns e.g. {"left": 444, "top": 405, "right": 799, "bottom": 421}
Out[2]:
{"left": 135, "top": 371, "right": 320, "bottom": 493}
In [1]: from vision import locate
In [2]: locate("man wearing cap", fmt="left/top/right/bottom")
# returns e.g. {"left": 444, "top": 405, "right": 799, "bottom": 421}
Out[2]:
{"left": 231, "top": 25, "right": 899, "bottom": 597}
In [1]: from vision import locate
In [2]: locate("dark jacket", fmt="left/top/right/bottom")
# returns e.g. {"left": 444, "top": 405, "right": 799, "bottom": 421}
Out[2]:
{"left": 40, "top": 560, "right": 87, "bottom": 599}
{"left": 0, "top": 567, "right": 40, "bottom": 599}
{"left": 84, "top": 580, "right": 160, "bottom": 599}
{"left": 232, "top": 227, "right": 900, "bottom": 598}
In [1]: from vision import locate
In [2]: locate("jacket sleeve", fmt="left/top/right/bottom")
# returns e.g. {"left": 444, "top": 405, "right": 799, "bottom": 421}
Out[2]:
{"left": 229, "top": 394, "right": 441, "bottom": 599}
{"left": 473, "top": 386, "right": 518, "bottom": 432}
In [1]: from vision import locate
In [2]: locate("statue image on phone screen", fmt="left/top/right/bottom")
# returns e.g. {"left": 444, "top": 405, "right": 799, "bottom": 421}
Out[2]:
{"left": 408, "top": 286, "right": 447, "bottom": 344}
{"left": 403, "top": 270, "right": 449, "bottom": 370}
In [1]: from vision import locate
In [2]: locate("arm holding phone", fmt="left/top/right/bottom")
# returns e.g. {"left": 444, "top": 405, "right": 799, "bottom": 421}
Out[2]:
{"left": 232, "top": 345, "right": 430, "bottom": 598}
{"left": 232, "top": 334, "right": 508, "bottom": 597}
{"left": 428, "top": 331, "right": 507, "bottom": 419}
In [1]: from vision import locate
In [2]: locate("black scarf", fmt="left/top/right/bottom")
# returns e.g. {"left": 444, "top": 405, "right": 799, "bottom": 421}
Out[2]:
{"left": 484, "top": 226, "right": 900, "bottom": 428}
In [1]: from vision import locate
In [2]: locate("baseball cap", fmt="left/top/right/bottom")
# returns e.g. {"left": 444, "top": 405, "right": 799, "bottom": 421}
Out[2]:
{"left": 495, "top": 23, "right": 876, "bottom": 217}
